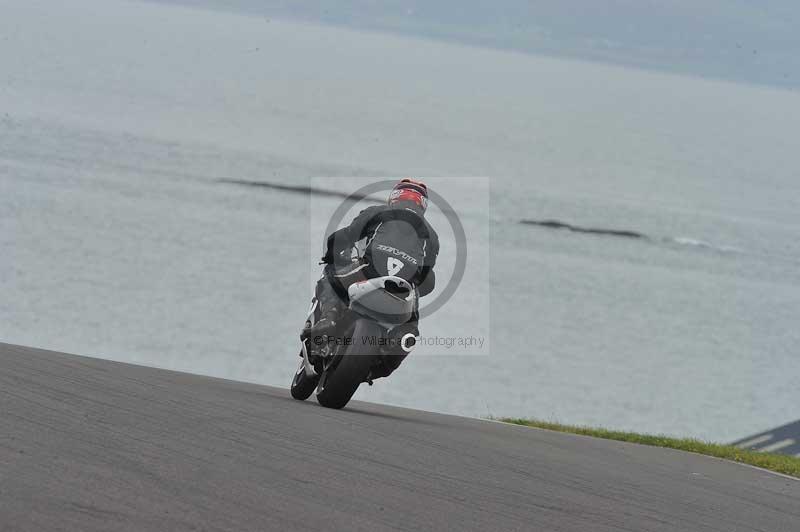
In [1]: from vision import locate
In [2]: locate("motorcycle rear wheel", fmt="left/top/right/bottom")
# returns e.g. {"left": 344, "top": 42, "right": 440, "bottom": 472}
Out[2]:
{"left": 315, "top": 320, "right": 382, "bottom": 409}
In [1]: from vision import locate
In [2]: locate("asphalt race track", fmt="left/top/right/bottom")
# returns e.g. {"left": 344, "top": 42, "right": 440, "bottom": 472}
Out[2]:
{"left": 734, "top": 420, "right": 800, "bottom": 457}
{"left": 1, "top": 343, "right": 797, "bottom": 531}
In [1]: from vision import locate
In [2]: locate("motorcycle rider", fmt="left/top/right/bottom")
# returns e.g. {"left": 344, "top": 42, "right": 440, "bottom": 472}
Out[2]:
{"left": 301, "top": 178, "right": 439, "bottom": 379}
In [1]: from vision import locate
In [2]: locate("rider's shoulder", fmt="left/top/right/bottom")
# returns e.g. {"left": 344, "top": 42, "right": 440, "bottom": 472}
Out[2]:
{"left": 424, "top": 219, "right": 440, "bottom": 245}
{"left": 350, "top": 204, "right": 385, "bottom": 225}
{"left": 355, "top": 204, "right": 386, "bottom": 218}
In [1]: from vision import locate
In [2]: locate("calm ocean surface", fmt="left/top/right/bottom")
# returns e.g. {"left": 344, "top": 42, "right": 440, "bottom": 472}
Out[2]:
{"left": 2, "top": 0, "right": 799, "bottom": 441}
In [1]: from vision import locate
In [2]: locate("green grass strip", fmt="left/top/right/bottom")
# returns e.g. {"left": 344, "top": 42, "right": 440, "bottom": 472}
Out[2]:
{"left": 499, "top": 418, "right": 800, "bottom": 479}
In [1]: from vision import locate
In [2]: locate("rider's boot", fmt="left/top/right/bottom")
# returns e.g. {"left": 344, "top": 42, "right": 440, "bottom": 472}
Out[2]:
{"left": 301, "top": 276, "right": 343, "bottom": 341}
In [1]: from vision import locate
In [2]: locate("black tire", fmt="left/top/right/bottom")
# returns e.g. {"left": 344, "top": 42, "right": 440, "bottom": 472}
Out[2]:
{"left": 290, "top": 358, "right": 319, "bottom": 401}
{"left": 315, "top": 320, "right": 382, "bottom": 409}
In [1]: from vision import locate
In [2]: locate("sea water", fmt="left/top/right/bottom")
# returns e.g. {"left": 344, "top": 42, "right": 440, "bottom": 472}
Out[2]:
{"left": 2, "top": 0, "right": 799, "bottom": 441}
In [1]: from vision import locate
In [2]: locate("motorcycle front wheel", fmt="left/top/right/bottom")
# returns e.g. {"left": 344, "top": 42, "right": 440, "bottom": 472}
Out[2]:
{"left": 290, "top": 356, "right": 319, "bottom": 401}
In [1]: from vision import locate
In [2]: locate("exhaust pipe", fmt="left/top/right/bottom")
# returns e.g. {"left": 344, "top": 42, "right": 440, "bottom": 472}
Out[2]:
{"left": 400, "top": 333, "right": 418, "bottom": 353}
{"left": 386, "top": 324, "right": 419, "bottom": 355}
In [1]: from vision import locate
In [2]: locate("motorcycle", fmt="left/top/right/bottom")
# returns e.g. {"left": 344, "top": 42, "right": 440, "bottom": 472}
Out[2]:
{"left": 290, "top": 275, "right": 419, "bottom": 409}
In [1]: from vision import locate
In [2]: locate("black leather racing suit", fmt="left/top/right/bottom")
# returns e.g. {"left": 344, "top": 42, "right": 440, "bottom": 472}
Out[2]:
{"left": 313, "top": 203, "right": 439, "bottom": 377}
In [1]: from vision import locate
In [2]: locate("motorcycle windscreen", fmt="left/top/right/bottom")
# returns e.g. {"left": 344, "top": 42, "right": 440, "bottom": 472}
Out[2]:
{"left": 365, "top": 219, "right": 426, "bottom": 283}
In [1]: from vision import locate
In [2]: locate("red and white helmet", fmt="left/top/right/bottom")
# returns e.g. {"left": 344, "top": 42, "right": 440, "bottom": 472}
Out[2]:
{"left": 388, "top": 178, "right": 428, "bottom": 213}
